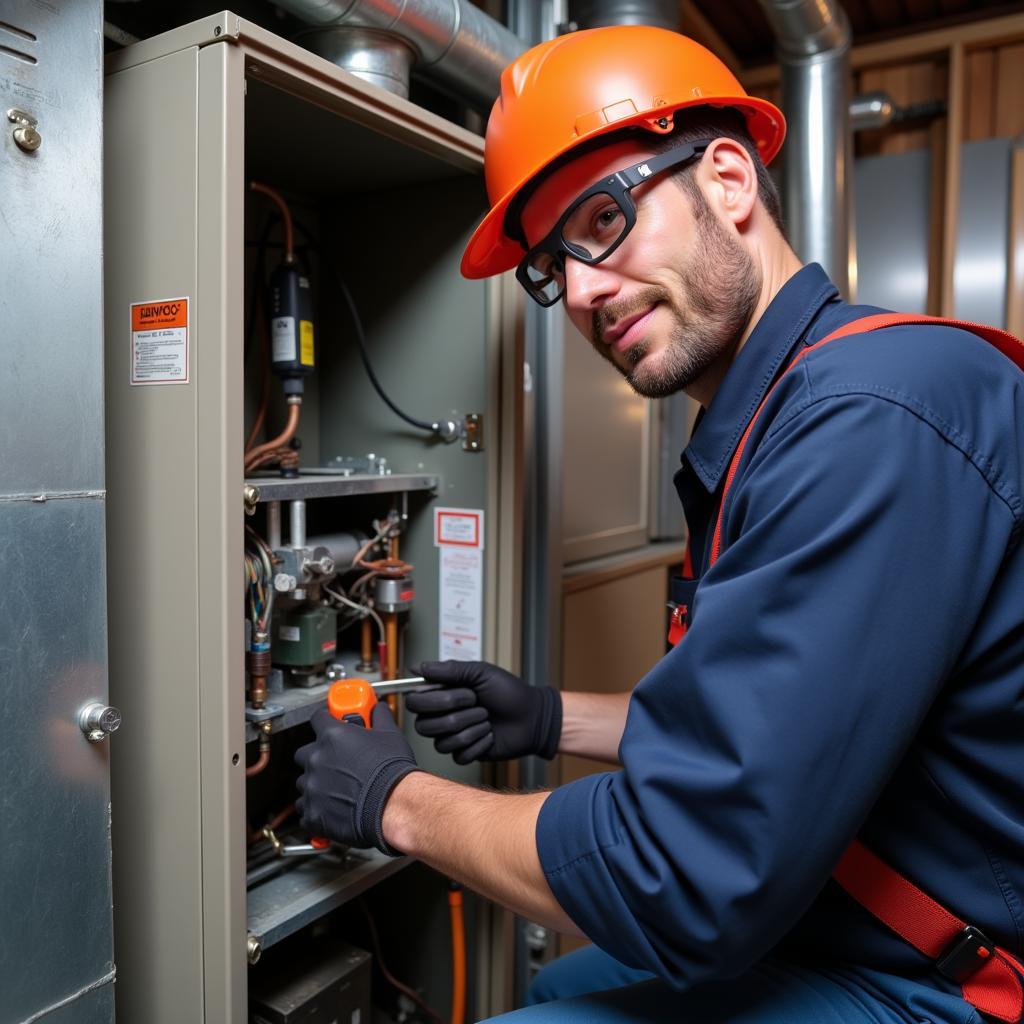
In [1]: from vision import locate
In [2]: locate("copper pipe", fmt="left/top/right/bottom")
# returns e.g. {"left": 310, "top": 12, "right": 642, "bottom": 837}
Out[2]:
{"left": 358, "top": 617, "right": 375, "bottom": 671}
{"left": 244, "top": 400, "right": 301, "bottom": 474}
{"left": 384, "top": 613, "right": 398, "bottom": 681}
{"left": 249, "top": 673, "right": 268, "bottom": 710}
{"left": 246, "top": 724, "right": 273, "bottom": 777}
{"left": 250, "top": 181, "right": 294, "bottom": 260}
{"left": 389, "top": 534, "right": 400, "bottom": 561}
{"left": 384, "top": 612, "right": 400, "bottom": 717}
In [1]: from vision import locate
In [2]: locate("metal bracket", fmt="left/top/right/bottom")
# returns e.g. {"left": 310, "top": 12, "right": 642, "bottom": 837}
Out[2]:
{"left": 245, "top": 703, "right": 285, "bottom": 722}
{"left": 463, "top": 412, "right": 484, "bottom": 451}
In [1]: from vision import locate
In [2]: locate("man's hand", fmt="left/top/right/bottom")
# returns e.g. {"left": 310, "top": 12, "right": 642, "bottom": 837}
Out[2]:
{"left": 294, "top": 701, "right": 419, "bottom": 855}
{"left": 406, "top": 661, "right": 562, "bottom": 764}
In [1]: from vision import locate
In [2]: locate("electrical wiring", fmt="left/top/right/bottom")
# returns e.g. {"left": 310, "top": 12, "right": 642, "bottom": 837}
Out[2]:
{"left": 324, "top": 584, "right": 385, "bottom": 645}
{"left": 319, "top": 250, "right": 438, "bottom": 435}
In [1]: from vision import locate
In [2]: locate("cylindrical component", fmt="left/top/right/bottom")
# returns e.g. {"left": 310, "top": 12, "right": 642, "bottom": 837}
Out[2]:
{"left": 306, "top": 530, "right": 368, "bottom": 570}
{"left": 449, "top": 882, "right": 466, "bottom": 1024}
{"left": 573, "top": 0, "right": 682, "bottom": 30}
{"left": 267, "top": 501, "right": 282, "bottom": 549}
{"left": 374, "top": 574, "right": 415, "bottom": 613}
{"left": 290, "top": 499, "right": 307, "bottom": 550}
{"left": 300, "top": 27, "right": 417, "bottom": 97}
{"left": 358, "top": 617, "right": 375, "bottom": 671}
{"left": 248, "top": 630, "right": 272, "bottom": 709}
{"left": 269, "top": 261, "right": 315, "bottom": 379}
{"left": 757, "top": 0, "right": 852, "bottom": 296}
{"left": 850, "top": 91, "right": 895, "bottom": 132}
{"left": 247, "top": 934, "right": 262, "bottom": 965}
{"left": 276, "top": 0, "right": 526, "bottom": 110}
{"left": 384, "top": 612, "right": 399, "bottom": 682}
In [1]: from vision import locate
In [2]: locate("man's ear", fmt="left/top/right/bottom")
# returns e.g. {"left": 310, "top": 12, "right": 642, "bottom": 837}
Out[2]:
{"left": 700, "top": 138, "right": 758, "bottom": 228}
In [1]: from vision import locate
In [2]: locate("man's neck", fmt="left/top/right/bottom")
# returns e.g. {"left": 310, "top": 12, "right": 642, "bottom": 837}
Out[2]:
{"left": 688, "top": 246, "right": 804, "bottom": 409}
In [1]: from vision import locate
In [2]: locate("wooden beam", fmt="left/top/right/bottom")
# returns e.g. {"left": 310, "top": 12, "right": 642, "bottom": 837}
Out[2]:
{"left": 742, "top": 10, "right": 1024, "bottom": 89}
{"left": 940, "top": 41, "right": 964, "bottom": 318}
{"left": 678, "top": 0, "right": 743, "bottom": 76}
{"left": 1008, "top": 145, "right": 1024, "bottom": 337}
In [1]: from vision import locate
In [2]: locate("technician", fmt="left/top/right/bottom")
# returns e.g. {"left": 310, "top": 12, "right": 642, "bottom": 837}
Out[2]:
{"left": 295, "top": 25, "right": 1024, "bottom": 1024}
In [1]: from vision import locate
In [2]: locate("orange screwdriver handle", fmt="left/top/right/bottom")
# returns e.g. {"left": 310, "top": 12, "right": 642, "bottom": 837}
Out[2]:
{"left": 326, "top": 678, "right": 376, "bottom": 727}
{"left": 310, "top": 678, "right": 377, "bottom": 850}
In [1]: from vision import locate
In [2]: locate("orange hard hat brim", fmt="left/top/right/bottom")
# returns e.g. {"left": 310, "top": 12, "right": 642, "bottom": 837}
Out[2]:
{"left": 461, "top": 95, "right": 785, "bottom": 280}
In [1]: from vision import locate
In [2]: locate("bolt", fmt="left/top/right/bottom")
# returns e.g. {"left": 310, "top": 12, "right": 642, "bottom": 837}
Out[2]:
{"left": 247, "top": 934, "right": 262, "bottom": 965}
{"left": 274, "top": 573, "right": 296, "bottom": 593}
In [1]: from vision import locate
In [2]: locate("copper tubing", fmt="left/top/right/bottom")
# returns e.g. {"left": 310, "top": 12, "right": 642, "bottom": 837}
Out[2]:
{"left": 250, "top": 181, "right": 294, "bottom": 261}
{"left": 389, "top": 534, "right": 400, "bottom": 561}
{"left": 448, "top": 884, "right": 466, "bottom": 1024}
{"left": 358, "top": 618, "right": 375, "bottom": 671}
{"left": 246, "top": 725, "right": 272, "bottom": 778}
{"left": 384, "top": 613, "right": 398, "bottom": 681}
{"left": 384, "top": 613, "right": 399, "bottom": 716}
{"left": 249, "top": 674, "right": 268, "bottom": 710}
{"left": 244, "top": 399, "right": 301, "bottom": 474}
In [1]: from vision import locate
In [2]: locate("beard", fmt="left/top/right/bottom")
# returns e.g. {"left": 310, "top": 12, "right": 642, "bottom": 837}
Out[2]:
{"left": 591, "top": 190, "right": 762, "bottom": 399}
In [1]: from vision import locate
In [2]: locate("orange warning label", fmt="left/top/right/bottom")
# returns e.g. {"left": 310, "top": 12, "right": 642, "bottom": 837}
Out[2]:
{"left": 131, "top": 298, "right": 188, "bottom": 332}
{"left": 130, "top": 296, "right": 189, "bottom": 385}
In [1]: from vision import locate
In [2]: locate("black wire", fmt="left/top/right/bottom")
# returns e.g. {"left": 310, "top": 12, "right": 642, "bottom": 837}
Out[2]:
{"left": 320, "top": 250, "right": 437, "bottom": 434}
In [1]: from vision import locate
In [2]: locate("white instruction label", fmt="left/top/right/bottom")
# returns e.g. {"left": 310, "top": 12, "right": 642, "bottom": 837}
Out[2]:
{"left": 435, "top": 508, "right": 484, "bottom": 661}
{"left": 130, "top": 297, "right": 189, "bottom": 385}
{"left": 272, "top": 316, "right": 296, "bottom": 363}
{"left": 279, "top": 625, "right": 300, "bottom": 642}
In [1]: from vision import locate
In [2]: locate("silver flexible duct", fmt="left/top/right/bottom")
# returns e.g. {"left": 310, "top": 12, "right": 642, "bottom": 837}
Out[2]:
{"left": 757, "top": 0, "right": 853, "bottom": 295}
{"left": 275, "top": 0, "right": 526, "bottom": 107}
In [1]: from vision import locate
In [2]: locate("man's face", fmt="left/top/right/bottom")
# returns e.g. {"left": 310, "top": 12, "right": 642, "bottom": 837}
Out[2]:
{"left": 520, "top": 139, "right": 762, "bottom": 400}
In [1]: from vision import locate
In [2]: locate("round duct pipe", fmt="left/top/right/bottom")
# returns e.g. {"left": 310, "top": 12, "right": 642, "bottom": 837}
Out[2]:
{"left": 757, "top": 0, "right": 853, "bottom": 296}
{"left": 275, "top": 0, "right": 526, "bottom": 109}
{"left": 571, "top": 0, "right": 682, "bottom": 30}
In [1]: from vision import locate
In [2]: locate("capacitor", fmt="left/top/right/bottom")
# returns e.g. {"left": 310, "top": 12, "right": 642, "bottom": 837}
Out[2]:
{"left": 269, "top": 260, "right": 315, "bottom": 382}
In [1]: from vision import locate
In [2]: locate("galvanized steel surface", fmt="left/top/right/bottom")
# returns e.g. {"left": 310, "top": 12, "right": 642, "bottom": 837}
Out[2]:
{"left": 1, "top": 1, "right": 114, "bottom": 1022}
{"left": 276, "top": 0, "right": 525, "bottom": 108}
{"left": 758, "top": 0, "right": 852, "bottom": 295}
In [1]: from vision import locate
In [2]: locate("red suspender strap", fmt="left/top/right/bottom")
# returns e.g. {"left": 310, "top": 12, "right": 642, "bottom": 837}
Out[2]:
{"left": 709, "top": 314, "right": 1024, "bottom": 566}
{"left": 701, "top": 313, "right": 1024, "bottom": 1018}
{"left": 835, "top": 842, "right": 1024, "bottom": 1022}
{"left": 667, "top": 545, "right": 695, "bottom": 645}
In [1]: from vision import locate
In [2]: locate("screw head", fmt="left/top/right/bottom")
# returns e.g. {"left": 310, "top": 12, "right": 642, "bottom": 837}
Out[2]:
{"left": 13, "top": 125, "right": 41, "bottom": 152}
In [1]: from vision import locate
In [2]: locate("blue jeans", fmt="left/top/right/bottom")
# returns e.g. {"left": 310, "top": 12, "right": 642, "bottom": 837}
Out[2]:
{"left": 481, "top": 944, "right": 982, "bottom": 1024}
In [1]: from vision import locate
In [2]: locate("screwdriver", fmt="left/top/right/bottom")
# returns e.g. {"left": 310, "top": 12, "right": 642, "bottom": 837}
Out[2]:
{"left": 308, "top": 675, "right": 440, "bottom": 850}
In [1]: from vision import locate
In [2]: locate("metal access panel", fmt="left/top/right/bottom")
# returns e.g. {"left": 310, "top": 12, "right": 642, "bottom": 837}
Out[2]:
{"left": 104, "top": 13, "right": 520, "bottom": 1023}
{"left": 0, "top": 2, "right": 116, "bottom": 1022}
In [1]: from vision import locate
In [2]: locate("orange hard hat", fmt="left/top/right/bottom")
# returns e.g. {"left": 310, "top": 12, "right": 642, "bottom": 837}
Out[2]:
{"left": 461, "top": 25, "right": 786, "bottom": 280}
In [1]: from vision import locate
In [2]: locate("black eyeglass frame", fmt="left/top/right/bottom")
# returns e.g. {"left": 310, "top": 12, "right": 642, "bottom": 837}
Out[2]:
{"left": 514, "top": 138, "right": 713, "bottom": 307}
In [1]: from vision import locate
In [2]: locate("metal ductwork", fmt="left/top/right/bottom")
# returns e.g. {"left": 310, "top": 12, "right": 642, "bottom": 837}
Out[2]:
{"left": 274, "top": 0, "right": 526, "bottom": 108}
{"left": 571, "top": 0, "right": 682, "bottom": 30}
{"left": 757, "top": 0, "right": 853, "bottom": 295}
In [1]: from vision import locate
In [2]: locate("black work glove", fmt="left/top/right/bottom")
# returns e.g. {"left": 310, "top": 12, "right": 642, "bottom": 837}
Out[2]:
{"left": 294, "top": 701, "right": 418, "bottom": 856}
{"left": 407, "top": 660, "right": 562, "bottom": 765}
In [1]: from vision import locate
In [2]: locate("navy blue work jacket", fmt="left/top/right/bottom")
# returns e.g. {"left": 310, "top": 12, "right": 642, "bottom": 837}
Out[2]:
{"left": 536, "top": 264, "right": 1024, "bottom": 1000}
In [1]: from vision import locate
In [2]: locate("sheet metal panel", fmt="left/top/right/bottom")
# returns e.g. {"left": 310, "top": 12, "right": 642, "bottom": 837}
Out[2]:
{"left": 954, "top": 137, "right": 1011, "bottom": 328}
{"left": 0, "top": 498, "right": 113, "bottom": 1024}
{"left": 0, "top": 0, "right": 105, "bottom": 496}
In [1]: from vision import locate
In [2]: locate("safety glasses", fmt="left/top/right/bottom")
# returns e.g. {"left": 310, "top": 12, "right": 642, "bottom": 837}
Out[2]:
{"left": 515, "top": 139, "right": 712, "bottom": 307}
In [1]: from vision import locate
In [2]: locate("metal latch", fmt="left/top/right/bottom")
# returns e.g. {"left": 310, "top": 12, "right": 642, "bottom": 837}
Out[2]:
{"left": 7, "top": 109, "right": 41, "bottom": 153}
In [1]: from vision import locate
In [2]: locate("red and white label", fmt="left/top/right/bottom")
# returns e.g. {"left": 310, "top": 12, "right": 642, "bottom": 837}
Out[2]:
{"left": 434, "top": 508, "right": 484, "bottom": 661}
{"left": 435, "top": 508, "right": 483, "bottom": 549}
{"left": 130, "top": 297, "right": 189, "bottom": 385}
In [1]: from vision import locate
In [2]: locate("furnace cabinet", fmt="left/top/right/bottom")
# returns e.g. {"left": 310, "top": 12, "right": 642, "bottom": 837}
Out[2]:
{"left": 104, "top": 13, "right": 522, "bottom": 1022}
